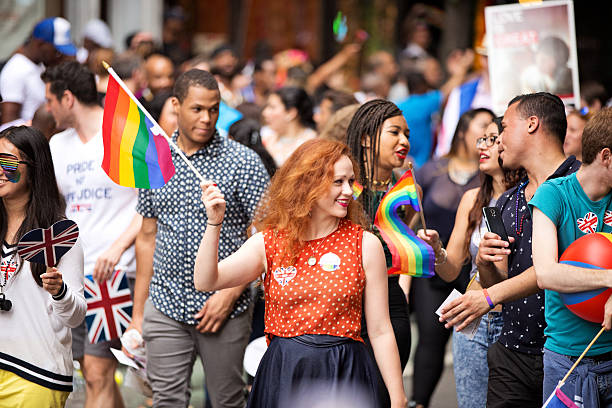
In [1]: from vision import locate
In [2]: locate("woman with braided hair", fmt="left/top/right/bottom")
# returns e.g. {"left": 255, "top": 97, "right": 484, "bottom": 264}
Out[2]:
{"left": 346, "top": 99, "right": 415, "bottom": 406}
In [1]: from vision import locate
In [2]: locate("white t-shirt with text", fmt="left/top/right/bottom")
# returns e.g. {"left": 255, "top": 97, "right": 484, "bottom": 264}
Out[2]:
{"left": 49, "top": 129, "right": 138, "bottom": 277}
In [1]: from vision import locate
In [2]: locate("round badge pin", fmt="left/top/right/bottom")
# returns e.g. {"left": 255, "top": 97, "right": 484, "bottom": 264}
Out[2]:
{"left": 318, "top": 252, "right": 341, "bottom": 272}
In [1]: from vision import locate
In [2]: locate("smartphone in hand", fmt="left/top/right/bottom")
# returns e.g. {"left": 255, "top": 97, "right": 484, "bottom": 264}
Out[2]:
{"left": 482, "top": 207, "right": 509, "bottom": 243}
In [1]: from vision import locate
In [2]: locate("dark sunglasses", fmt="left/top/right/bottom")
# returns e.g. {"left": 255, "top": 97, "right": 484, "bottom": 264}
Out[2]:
{"left": 476, "top": 135, "right": 498, "bottom": 148}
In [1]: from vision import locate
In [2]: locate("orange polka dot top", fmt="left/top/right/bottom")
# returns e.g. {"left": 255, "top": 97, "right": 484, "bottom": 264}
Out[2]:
{"left": 263, "top": 219, "right": 365, "bottom": 343}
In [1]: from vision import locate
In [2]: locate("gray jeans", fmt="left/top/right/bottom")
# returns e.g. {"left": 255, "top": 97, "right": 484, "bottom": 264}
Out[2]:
{"left": 142, "top": 299, "right": 251, "bottom": 408}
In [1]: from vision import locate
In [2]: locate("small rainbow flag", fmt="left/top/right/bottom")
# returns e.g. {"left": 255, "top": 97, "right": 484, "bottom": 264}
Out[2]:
{"left": 374, "top": 169, "right": 434, "bottom": 277}
{"left": 102, "top": 73, "right": 175, "bottom": 188}
{"left": 352, "top": 180, "right": 364, "bottom": 200}
{"left": 542, "top": 382, "right": 579, "bottom": 407}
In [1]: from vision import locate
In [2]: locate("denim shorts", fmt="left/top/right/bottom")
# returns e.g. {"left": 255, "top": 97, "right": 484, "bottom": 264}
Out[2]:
{"left": 453, "top": 311, "right": 503, "bottom": 408}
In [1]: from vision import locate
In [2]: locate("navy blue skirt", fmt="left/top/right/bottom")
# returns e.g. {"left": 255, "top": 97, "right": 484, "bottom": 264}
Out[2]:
{"left": 247, "top": 335, "right": 381, "bottom": 408}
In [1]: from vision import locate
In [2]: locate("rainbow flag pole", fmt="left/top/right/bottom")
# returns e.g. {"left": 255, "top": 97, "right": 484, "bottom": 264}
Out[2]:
{"left": 410, "top": 162, "right": 427, "bottom": 230}
{"left": 101, "top": 61, "right": 204, "bottom": 185}
{"left": 542, "top": 327, "right": 605, "bottom": 407}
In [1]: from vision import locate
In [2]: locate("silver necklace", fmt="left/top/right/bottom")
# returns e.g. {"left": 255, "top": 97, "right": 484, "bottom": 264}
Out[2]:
{"left": 305, "top": 221, "right": 339, "bottom": 266}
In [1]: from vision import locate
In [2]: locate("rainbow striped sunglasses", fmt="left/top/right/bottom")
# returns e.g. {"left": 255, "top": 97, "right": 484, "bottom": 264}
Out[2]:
{"left": 0, "top": 153, "right": 27, "bottom": 183}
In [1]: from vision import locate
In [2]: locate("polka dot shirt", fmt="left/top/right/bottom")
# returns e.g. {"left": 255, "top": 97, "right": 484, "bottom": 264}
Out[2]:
{"left": 496, "top": 156, "right": 579, "bottom": 355}
{"left": 137, "top": 131, "right": 270, "bottom": 324}
{"left": 263, "top": 219, "right": 365, "bottom": 342}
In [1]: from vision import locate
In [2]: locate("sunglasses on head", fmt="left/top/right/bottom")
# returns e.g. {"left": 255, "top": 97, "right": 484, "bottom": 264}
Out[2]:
{"left": 0, "top": 153, "right": 27, "bottom": 183}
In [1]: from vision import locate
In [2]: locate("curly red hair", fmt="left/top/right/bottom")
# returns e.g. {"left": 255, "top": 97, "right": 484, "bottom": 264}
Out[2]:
{"left": 252, "top": 138, "right": 366, "bottom": 263}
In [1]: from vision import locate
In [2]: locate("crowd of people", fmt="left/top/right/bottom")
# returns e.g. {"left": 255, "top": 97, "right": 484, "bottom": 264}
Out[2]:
{"left": 1, "top": 8, "right": 612, "bottom": 408}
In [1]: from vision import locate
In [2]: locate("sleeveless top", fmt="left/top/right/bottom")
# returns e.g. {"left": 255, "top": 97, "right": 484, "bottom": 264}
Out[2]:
{"left": 468, "top": 197, "right": 497, "bottom": 282}
{"left": 263, "top": 219, "right": 365, "bottom": 343}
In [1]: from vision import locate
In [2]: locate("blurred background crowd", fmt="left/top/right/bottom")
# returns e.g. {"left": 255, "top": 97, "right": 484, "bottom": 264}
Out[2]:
{"left": 1, "top": 0, "right": 610, "bottom": 164}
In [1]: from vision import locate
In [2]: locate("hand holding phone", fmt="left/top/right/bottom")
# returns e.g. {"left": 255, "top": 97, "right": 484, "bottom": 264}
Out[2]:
{"left": 476, "top": 207, "right": 513, "bottom": 265}
{"left": 482, "top": 207, "right": 509, "bottom": 243}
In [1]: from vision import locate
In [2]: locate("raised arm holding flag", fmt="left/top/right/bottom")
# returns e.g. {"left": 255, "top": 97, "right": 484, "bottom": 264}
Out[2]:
{"left": 345, "top": 99, "right": 422, "bottom": 404}
{"left": 127, "top": 68, "right": 270, "bottom": 407}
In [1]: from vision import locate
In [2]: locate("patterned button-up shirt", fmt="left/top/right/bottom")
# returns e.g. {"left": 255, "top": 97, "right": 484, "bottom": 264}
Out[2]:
{"left": 496, "top": 156, "right": 580, "bottom": 354}
{"left": 137, "top": 131, "right": 269, "bottom": 324}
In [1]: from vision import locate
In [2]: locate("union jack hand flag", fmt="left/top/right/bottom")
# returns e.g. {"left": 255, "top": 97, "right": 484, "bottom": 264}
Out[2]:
{"left": 17, "top": 219, "right": 79, "bottom": 266}
{"left": 85, "top": 268, "right": 133, "bottom": 344}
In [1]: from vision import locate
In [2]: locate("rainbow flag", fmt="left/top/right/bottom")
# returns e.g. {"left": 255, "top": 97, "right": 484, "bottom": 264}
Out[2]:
{"left": 374, "top": 169, "right": 434, "bottom": 277}
{"left": 352, "top": 180, "right": 364, "bottom": 200}
{"left": 102, "top": 74, "right": 175, "bottom": 188}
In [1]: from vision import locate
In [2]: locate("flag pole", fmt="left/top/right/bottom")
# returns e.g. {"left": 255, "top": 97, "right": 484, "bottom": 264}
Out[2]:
{"left": 101, "top": 61, "right": 205, "bottom": 183}
{"left": 560, "top": 326, "right": 606, "bottom": 384}
{"left": 466, "top": 272, "right": 478, "bottom": 291}
{"left": 409, "top": 162, "right": 427, "bottom": 230}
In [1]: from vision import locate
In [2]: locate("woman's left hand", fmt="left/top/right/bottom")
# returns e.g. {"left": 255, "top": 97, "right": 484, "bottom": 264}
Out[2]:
{"left": 41, "top": 267, "right": 63, "bottom": 296}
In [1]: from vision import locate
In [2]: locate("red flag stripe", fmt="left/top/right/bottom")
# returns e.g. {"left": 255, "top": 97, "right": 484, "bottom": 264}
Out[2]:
{"left": 102, "top": 77, "right": 120, "bottom": 172}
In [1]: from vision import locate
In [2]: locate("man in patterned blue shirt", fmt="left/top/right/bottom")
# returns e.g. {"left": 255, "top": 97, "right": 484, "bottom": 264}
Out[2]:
{"left": 128, "top": 69, "right": 269, "bottom": 407}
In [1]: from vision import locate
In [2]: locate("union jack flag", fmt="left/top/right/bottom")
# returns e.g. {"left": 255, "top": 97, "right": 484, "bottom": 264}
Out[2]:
{"left": 17, "top": 220, "right": 79, "bottom": 266}
{"left": 577, "top": 212, "right": 598, "bottom": 234}
{"left": 605, "top": 210, "right": 612, "bottom": 227}
{"left": 85, "top": 268, "right": 133, "bottom": 344}
{"left": 69, "top": 203, "right": 92, "bottom": 213}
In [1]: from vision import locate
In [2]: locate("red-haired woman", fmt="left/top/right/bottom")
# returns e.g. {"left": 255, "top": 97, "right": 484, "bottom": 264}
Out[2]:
{"left": 194, "top": 139, "right": 407, "bottom": 408}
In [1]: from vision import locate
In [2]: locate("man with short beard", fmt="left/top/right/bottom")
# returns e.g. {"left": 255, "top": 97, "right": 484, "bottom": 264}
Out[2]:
{"left": 439, "top": 92, "right": 580, "bottom": 407}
